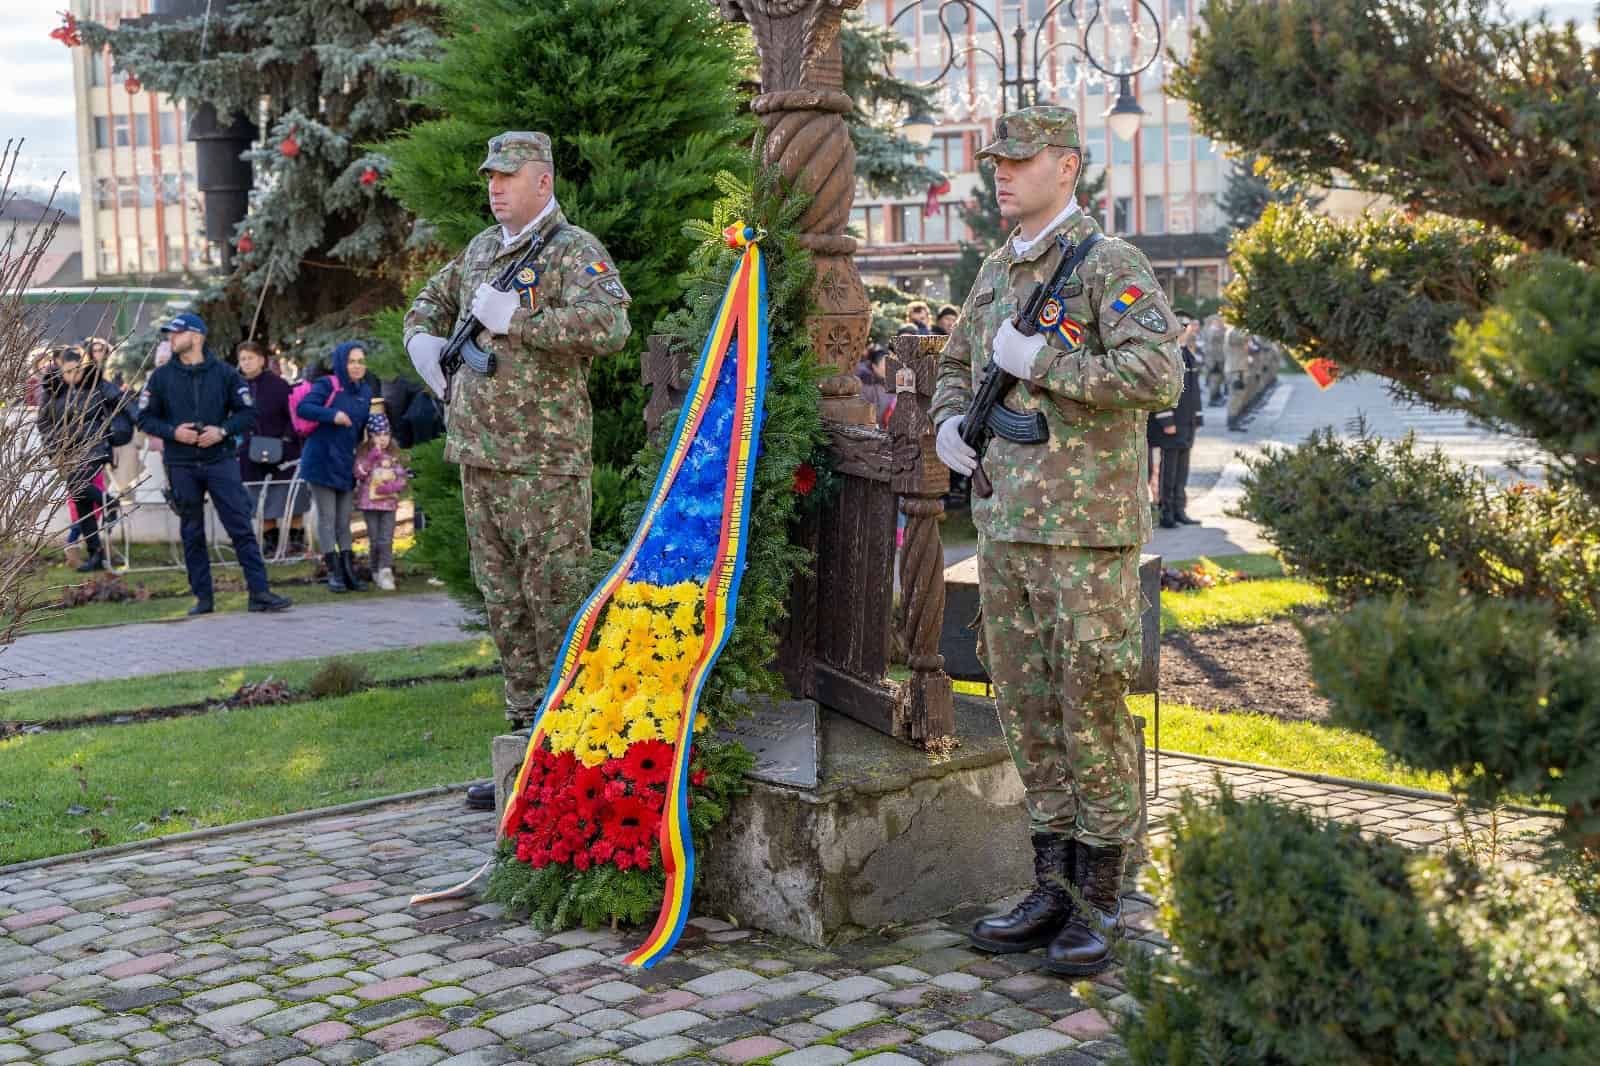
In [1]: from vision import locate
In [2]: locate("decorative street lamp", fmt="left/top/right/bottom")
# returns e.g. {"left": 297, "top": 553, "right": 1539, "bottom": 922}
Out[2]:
{"left": 888, "top": 0, "right": 1176, "bottom": 140}
{"left": 899, "top": 109, "right": 939, "bottom": 148}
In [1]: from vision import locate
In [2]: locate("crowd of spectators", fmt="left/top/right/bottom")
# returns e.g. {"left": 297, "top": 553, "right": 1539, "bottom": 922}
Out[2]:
{"left": 28, "top": 312, "right": 441, "bottom": 617}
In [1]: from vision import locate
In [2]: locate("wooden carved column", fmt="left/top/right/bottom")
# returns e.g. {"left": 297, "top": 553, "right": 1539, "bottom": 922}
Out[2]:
{"left": 714, "top": 0, "right": 873, "bottom": 425}
{"left": 889, "top": 334, "right": 954, "bottom": 742}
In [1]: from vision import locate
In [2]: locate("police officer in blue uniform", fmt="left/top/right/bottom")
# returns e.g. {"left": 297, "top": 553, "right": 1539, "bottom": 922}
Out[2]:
{"left": 136, "top": 313, "right": 293, "bottom": 616}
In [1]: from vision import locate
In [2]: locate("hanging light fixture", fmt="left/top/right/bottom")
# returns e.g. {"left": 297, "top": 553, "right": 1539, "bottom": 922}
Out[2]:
{"left": 898, "top": 110, "right": 938, "bottom": 148}
{"left": 1106, "top": 75, "right": 1145, "bottom": 141}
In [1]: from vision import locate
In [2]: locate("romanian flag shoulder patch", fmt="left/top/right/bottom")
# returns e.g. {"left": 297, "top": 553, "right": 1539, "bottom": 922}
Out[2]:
{"left": 585, "top": 261, "right": 612, "bottom": 276}
{"left": 1109, "top": 285, "right": 1144, "bottom": 315}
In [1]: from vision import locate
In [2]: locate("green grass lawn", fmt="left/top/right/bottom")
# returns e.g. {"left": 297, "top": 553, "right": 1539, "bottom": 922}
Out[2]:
{"left": 1160, "top": 577, "right": 1326, "bottom": 633}
{"left": 3, "top": 638, "right": 500, "bottom": 723}
{"left": 1, "top": 676, "right": 506, "bottom": 864}
{"left": 21, "top": 573, "right": 440, "bottom": 634}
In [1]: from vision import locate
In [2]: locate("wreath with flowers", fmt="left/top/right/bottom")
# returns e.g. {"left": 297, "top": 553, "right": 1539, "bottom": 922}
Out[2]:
{"left": 488, "top": 165, "right": 823, "bottom": 934}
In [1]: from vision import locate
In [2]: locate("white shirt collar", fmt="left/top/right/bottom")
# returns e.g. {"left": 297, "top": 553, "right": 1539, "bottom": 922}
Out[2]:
{"left": 500, "top": 197, "right": 559, "bottom": 247}
{"left": 1011, "top": 200, "right": 1081, "bottom": 258}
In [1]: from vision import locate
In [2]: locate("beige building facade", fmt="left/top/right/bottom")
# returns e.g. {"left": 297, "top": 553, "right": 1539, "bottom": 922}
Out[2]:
{"left": 852, "top": 0, "right": 1234, "bottom": 308}
{"left": 69, "top": 0, "right": 216, "bottom": 283}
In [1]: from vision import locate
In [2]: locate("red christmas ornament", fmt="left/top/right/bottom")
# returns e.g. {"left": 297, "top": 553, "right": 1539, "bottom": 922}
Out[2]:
{"left": 279, "top": 131, "right": 300, "bottom": 158}
{"left": 49, "top": 11, "right": 82, "bottom": 47}
{"left": 793, "top": 462, "right": 817, "bottom": 496}
{"left": 359, "top": 166, "right": 379, "bottom": 187}
{"left": 123, "top": 73, "right": 141, "bottom": 95}
{"left": 236, "top": 233, "right": 254, "bottom": 254}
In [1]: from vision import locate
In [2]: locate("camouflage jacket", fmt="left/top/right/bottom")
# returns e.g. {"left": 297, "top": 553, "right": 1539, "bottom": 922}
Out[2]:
{"left": 931, "top": 209, "right": 1184, "bottom": 547}
{"left": 403, "top": 206, "right": 631, "bottom": 475}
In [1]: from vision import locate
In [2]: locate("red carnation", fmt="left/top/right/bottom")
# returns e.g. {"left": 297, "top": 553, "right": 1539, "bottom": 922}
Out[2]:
{"left": 279, "top": 131, "right": 300, "bottom": 158}
{"left": 573, "top": 765, "right": 607, "bottom": 819}
{"left": 591, "top": 840, "right": 615, "bottom": 862}
{"left": 615, "top": 850, "right": 633, "bottom": 870}
{"left": 604, "top": 779, "right": 627, "bottom": 802}
{"left": 622, "top": 740, "right": 673, "bottom": 788}
{"left": 633, "top": 845, "right": 652, "bottom": 868}
{"left": 602, "top": 758, "right": 624, "bottom": 778}
{"left": 599, "top": 795, "right": 656, "bottom": 851}
{"left": 639, "top": 788, "right": 664, "bottom": 813}
{"left": 360, "top": 166, "right": 379, "bottom": 187}
{"left": 573, "top": 852, "right": 591, "bottom": 871}
{"left": 691, "top": 768, "right": 707, "bottom": 787}
{"left": 793, "top": 462, "right": 817, "bottom": 496}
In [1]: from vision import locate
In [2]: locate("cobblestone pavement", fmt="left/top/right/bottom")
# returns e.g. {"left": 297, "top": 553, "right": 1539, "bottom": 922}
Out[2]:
{"left": 1, "top": 754, "right": 1560, "bottom": 1066}
{"left": 3, "top": 595, "right": 475, "bottom": 692}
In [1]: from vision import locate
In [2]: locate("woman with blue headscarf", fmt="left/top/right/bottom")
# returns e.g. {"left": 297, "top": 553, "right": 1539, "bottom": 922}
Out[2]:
{"left": 296, "top": 341, "right": 374, "bottom": 592}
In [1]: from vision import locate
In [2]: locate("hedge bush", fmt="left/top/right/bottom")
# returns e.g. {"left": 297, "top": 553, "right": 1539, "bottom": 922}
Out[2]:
{"left": 1119, "top": 788, "right": 1600, "bottom": 1066}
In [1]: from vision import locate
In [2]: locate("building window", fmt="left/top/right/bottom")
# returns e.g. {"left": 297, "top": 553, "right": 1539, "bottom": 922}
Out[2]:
{"left": 132, "top": 113, "right": 150, "bottom": 148}
{"left": 1141, "top": 126, "right": 1164, "bottom": 165}
{"left": 117, "top": 177, "right": 137, "bottom": 207}
{"left": 161, "top": 175, "right": 181, "bottom": 205}
{"left": 1196, "top": 136, "right": 1218, "bottom": 160}
{"left": 1113, "top": 196, "right": 1132, "bottom": 234}
{"left": 93, "top": 117, "right": 110, "bottom": 150}
{"left": 142, "top": 242, "right": 160, "bottom": 273}
{"left": 930, "top": 132, "right": 964, "bottom": 174}
{"left": 121, "top": 238, "right": 138, "bottom": 272}
{"left": 893, "top": 204, "right": 924, "bottom": 243}
{"left": 1144, "top": 195, "right": 1166, "bottom": 235}
{"left": 94, "top": 178, "right": 115, "bottom": 209}
{"left": 924, "top": 203, "right": 951, "bottom": 242}
{"left": 99, "top": 240, "right": 117, "bottom": 273}
{"left": 1197, "top": 192, "right": 1220, "bottom": 232}
{"left": 138, "top": 175, "right": 156, "bottom": 208}
{"left": 88, "top": 57, "right": 106, "bottom": 88}
{"left": 1112, "top": 134, "right": 1133, "bottom": 166}
{"left": 113, "top": 114, "right": 130, "bottom": 148}
{"left": 1082, "top": 126, "right": 1105, "bottom": 166}
{"left": 166, "top": 236, "right": 185, "bottom": 270}
{"left": 1169, "top": 123, "right": 1190, "bottom": 163}
{"left": 159, "top": 111, "right": 178, "bottom": 146}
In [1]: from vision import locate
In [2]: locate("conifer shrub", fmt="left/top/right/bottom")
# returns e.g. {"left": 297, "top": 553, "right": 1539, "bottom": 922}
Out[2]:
{"left": 1119, "top": 789, "right": 1600, "bottom": 1066}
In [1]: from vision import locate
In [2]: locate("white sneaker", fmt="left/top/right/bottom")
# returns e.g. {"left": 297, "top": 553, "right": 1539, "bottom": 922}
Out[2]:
{"left": 377, "top": 567, "right": 396, "bottom": 591}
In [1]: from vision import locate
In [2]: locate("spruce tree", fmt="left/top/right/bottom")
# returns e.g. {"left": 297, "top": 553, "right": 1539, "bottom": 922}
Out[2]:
{"left": 77, "top": 1, "right": 437, "bottom": 354}
{"left": 1218, "top": 153, "right": 1320, "bottom": 233}
{"left": 840, "top": 14, "right": 944, "bottom": 196}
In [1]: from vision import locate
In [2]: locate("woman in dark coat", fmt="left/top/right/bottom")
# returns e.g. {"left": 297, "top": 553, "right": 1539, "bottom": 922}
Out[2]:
{"left": 296, "top": 340, "right": 374, "bottom": 592}
{"left": 235, "top": 340, "right": 306, "bottom": 556}
{"left": 37, "top": 349, "right": 133, "bottom": 572}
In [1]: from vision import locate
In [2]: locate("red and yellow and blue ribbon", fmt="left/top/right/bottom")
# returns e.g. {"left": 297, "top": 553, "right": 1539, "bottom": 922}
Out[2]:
{"left": 1110, "top": 284, "right": 1143, "bottom": 315}
{"left": 498, "top": 223, "right": 770, "bottom": 968}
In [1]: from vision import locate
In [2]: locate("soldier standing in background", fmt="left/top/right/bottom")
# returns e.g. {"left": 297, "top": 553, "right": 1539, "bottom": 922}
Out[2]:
{"left": 1151, "top": 313, "right": 1203, "bottom": 528}
{"left": 1201, "top": 313, "right": 1228, "bottom": 407}
{"left": 931, "top": 106, "right": 1183, "bottom": 976}
{"left": 404, "top": 131, "right": 632, "bottom": 811}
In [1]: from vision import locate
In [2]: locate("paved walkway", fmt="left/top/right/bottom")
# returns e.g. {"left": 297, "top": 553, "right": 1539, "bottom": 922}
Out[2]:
{"left": 2, "top": 595, "right": 476, "bottom": 692}
{"left": 0, "top": 753, "right": 1559, "bottom": 1066}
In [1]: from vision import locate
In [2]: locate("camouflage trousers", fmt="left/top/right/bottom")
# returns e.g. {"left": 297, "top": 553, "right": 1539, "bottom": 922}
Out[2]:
{"left": 460, "top": 465, "right": 591, "bottom": 725}
{"left": 977, "top": 537, "right": 1144, "bottom": 845}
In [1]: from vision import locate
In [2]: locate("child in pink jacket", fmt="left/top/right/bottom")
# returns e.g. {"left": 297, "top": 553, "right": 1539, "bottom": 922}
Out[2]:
{"left": 354, "top": 413, "right": 411, "bottom": 591}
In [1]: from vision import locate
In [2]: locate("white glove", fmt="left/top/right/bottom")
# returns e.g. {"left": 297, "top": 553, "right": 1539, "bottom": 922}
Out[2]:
{"left": 406, "top": 333, "right": 448, "bottom": 400}
{"left": 936, "top": 416, "right": 977, "bottom": 476}
{"left": 470, "top": 282, "right": 519, "bottom": 335}
{"left": 991, "top": 318, "right": 1048, "bottom": 380}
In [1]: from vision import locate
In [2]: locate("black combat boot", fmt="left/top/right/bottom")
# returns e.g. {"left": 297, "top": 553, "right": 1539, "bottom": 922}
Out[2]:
{"left": 340, "top": 550, "right": 367, "bottom": 591}
{"left": 1045, "top": 841, "right": 1126, "bottom": 975}
{"left": 970, "top": 834, "right": 1075, "bottom": 953}
{"left": 323, "top": 552, "right": 348, "bottom": 593}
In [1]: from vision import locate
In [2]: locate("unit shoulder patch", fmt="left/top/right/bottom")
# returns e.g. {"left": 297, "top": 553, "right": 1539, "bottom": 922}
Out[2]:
{"left": 1131, "top": 306, "right": 1169, "bottom": 334}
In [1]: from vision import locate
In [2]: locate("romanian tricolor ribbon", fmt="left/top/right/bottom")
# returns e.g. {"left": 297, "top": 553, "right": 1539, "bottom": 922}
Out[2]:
{"left": 496, "top": 224, "right": 770, "bottom": 969}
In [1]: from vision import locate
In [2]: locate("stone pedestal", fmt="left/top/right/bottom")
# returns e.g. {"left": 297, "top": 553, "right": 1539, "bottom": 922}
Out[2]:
{"left": 490, "top": 693, "right": 1149, "bottom": 947}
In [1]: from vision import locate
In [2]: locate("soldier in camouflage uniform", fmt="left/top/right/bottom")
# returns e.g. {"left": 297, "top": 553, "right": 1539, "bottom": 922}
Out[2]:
{"left": 931, "top": 106, "right": 1183, "bottom": 976}
{"left": 404, "top": 131, "right": 632, "bottom": 810}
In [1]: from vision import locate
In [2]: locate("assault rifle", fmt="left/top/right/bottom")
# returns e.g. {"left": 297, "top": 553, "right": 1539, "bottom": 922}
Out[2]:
{"left": 960, "top": 231, "right": 1101, "bottom": 498}
{"left": 440, "top": 223, "right": 564, "bottom": 400}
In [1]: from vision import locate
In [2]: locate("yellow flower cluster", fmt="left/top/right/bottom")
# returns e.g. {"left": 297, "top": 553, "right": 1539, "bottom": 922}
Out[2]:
{"left": 544, "top": 581, "right": 707, "bottom": 767}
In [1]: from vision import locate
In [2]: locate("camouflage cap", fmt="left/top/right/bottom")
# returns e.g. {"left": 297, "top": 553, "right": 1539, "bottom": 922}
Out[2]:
{"left": 478, "top": 131, "right": 553, "bottom": 176}
{"left": 976, "top": 106, "right": 1080, "bottom": 162}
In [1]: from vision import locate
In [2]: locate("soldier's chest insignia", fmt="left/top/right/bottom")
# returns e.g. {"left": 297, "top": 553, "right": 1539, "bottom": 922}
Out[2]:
{"left": 974, "top": 290, "right": 995, "bottom": 308}
{"left": 512, "top": 265, "right": 540, "bottom": 309}
{"left": 1110, "top": 284, "right": 1144, "bottom": 314}
{"left": 1061, "top": 279, "right": 1084, "bottom": 298}
{"left": 599, "top": 277, "right": 627, "bottom": 300}
{"left": 1131, "top": 307, "right": 1169, "bottom": 334}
